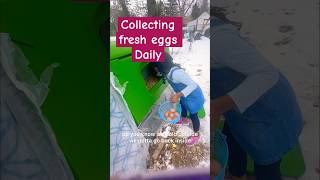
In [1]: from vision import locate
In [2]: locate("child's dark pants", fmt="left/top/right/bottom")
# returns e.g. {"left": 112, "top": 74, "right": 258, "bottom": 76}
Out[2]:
{"left": 180, "top": 102, "right": 200, "bottom": 132}
{"left": 223, "top": 123, "right": 283, "bottom": 180}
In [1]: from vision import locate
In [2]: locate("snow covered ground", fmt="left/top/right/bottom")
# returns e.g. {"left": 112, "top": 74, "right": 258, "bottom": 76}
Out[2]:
{"left": 147, "top": 37, "right": 211, "bottom": 171}
{"left": 172, "top": 37, "right": 211, "bottom": 145}
{"left": 214, "top": 0, "right": 319, "bottom": 179}
{"left": 172, "top": 37, "right": 211, "bottom": 167}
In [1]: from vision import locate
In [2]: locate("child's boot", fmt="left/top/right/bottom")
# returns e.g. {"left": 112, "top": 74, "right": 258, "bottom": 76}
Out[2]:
{"left": 185, "top": 133, "right": 200, "bottom": 146}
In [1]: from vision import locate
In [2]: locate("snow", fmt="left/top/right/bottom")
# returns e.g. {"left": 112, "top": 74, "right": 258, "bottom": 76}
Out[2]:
{"left": 147, "top": 37, "right": 211, "bottom": 171}
{"left": 214, "top": 0, "right": 319, "bottom": 179}
{"left": 172, "top": 37, "right": 211, "bottom": 168}
{"left": 171, "top": 37, "right": 211, "bottom": 145}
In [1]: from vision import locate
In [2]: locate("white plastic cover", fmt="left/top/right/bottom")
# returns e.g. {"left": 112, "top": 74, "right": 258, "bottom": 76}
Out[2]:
{"left": 110, "top": 72, "right": 149, "bottom": 176}
{"left": 0, "top": 33, "right": 74, "bottom": 180}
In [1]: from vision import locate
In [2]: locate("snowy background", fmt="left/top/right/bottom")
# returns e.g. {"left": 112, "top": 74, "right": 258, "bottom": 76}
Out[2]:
{"left": 147, "top": 37, "right": 211, "bottom": 171}
{"left": 171, "top": 37, "right": 211, "bottom": 144}
{"left": 213, "top": 0, "right": 319, "bottom": 179}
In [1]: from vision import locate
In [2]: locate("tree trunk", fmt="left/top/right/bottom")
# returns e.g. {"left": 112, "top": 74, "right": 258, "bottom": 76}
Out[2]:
{"left": 147, "top": 0, "right": 157, "bottom": 16}
{"left": 118, "top": 0, "right": 130, "bottom": 16}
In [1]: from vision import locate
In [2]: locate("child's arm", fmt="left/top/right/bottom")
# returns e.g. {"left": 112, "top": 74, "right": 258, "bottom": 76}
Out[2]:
{"left": 211, "top": 159, "right": 221, "bottom": 176}
{"left": 170, "top": 69, "right": 198, "bottom": 103}
{"left": 170, "top": 92, "right": 184, "bottom": 103}
{"left": 212, "top": 95, "right": 236, "bottom": 129}
{"left": 212, "top": 25, "right": 279, "bottom": 113}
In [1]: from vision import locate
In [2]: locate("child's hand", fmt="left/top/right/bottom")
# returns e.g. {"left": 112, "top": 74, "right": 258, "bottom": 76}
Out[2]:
{"left": 211, "top": 104, "right": 222, "bottom": 129}
{"left": 211, "top": 159, "right": 221, "bottom": 176}
{"left": 211, "top": 95, "right": 236, "bottom": 129}
{"left": 170, "top": 92, "right": 183, "bottom": 103}
{"left": 212, "top": 111, "right": 222, "bottom": 130}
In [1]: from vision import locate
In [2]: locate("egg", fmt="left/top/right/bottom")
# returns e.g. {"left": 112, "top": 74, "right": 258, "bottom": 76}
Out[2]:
{"left": 169, "top": 113, "right": 175, "bottom": 118}
{"left": 170, "top": 108, "right": 176, "bottom": 113}
{"left": 167, "top": 116, "right": 173, "bottom": 121}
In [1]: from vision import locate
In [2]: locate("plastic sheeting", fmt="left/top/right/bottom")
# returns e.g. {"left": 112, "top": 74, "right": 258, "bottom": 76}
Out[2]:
{"left": 0, "top": 33, "right": 74, "bottom": 180}
{"left": 110, "top": 72, "right": 149, "bottom": 176}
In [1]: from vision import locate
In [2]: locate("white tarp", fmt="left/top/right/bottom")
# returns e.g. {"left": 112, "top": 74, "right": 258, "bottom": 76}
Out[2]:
{"left": 110, "top": 72, "right": 149, "bottom": 176}
{"left": 0, "top": 33, "right": 74, "bottom": 180}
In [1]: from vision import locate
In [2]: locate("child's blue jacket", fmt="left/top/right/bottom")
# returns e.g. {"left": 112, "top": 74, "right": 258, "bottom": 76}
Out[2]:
{"left": 167, "top": 67, "right": 205, "bottom": 114}
{"left": 211, "top": 17, "right": 303, "bottom": 165}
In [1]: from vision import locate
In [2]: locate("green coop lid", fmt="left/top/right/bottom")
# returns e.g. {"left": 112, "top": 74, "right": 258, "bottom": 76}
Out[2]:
{"left": 110, "top": 37, "right": 132, "bottom": 60}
